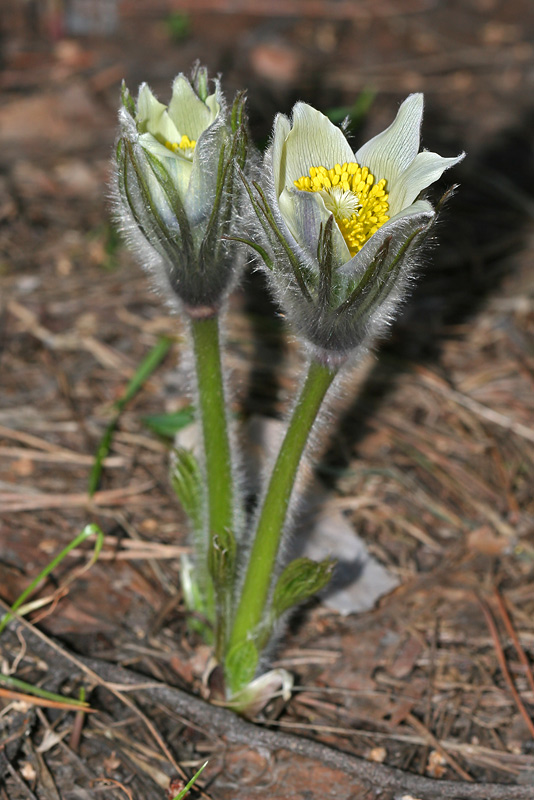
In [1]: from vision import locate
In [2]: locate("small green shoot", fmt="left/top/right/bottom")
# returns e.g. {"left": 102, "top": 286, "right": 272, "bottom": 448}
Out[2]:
{"left": 0, "top": 675, "right": 91, "bottom": 710}
{"left": 272, "top": 556, "right": 336, "bottom": 618}
{"left": 172, "top": 761, "right": 208, "bottom": 800}
{"left": 0, "top": 524, "right": 104, "bottom": 637}
{"left": 171, "top": 449, "right": 204, "bottom": 535}
{"left": 88, "top": 336, "right": 173, "bottom": 495}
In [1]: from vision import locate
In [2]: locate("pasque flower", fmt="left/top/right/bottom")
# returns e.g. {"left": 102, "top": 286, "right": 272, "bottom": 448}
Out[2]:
{"left": 114, "top": 65, "right": 247, "bottom": 314}
{"left": 246, "top": 94, "right": 464, "bottom": 362}
{"left": 113, "top": 67, "right": 250, "bottom": 666}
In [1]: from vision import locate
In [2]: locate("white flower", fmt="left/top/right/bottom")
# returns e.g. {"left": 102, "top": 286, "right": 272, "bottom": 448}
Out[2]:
{"left": 113, "top": 66, "right": 248, "bottom": 313}
{"left": 246, "top": 94, "right": 464, "bottom": 360}
{"left": 273, "top": 94, "right": 463, "bottom": 265}
{"left": 135, "top": 74, "right": 221, "bottom": 203}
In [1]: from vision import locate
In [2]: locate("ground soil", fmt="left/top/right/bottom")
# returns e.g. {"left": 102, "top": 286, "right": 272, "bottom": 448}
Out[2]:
{"left": 1, "top": 1, "right": 534, "bottom": 798}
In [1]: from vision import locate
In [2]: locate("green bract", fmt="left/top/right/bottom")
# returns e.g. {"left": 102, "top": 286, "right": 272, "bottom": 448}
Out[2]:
{"left": 246, "top": 93, "right": 464, "bottom": 362}
{"left": 114, "top": 65, "right": 247, "bottom": 313}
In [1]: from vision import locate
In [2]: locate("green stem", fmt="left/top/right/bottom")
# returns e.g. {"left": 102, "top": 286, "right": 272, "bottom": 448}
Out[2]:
{"left": 190, "top": 315, "right": 234, "bottom": 660}
{"left": 226, "top": 358, "right": 337, "bottom": 681}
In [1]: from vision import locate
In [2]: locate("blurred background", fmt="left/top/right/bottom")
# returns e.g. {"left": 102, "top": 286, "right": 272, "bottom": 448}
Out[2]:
{"left": 2, "top": 3, "right": 534, "bottom": 797}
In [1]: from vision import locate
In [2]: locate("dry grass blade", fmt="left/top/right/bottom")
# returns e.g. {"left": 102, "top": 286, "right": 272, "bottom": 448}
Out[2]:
{"left": 7, "top": 299, "right": 134, "bottom": 372}
{"left": 0, "top": 482, "right": 155, "bottom": 512}
{"left": 0, "top": 600, "right": 191, "bottom": 791}
{"left": 477, "top": 596, "right": 534, "bottom": 740}
{"left": 493, "top": 589, "right": 534, "bottom": 696}
{"left": 6, "top": 601, "right": 534, "bottom": 800}
{"left": 92, "top": 778, "right": 134, "bottom": 800}
{"left": 405, "top": 712, "right": 473, "bottom": 782}
{"left": 0, "top": 687, "right": 95, "bottom": 712}
{"left": 0, "top": 446, "right": 125, "bottom": 467}
{"left": 416, "top": 366, "right": 534, "bottom": 444}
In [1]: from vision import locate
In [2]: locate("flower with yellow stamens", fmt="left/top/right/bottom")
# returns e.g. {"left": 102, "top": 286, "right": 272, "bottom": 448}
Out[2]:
{"left": 134, "top": 72, "right": 220, "bottom": 204}
{"left": 113, "top": 65, "right": 248, "bottom": 313}
{"left": 245, "top": 94, "right": 464, "bottom": 362}
{"left": 294, "top": 161, "right": 390, "bottom": 255}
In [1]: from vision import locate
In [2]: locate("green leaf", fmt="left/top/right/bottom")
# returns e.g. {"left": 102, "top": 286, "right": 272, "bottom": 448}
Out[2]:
{"left": 272, "top": 557, "right": 335, "bottom": 618}
{"left": 170, "top": 447, "right": 204, "bottom": 534}
{"left": 120, "top": 80, "right": 136, "bottom": 116}
{"left": 0, "top": 675, "right": 91, "bottom": 708}
{"left": 193, "top": 63, "right": 208, "bottom": 101}
{"left": 225, "top": 638, "right": 259, "bottom": 696}
{"left": 336, "top": 236, "right": 391, "bottom": 317}
{"left": 0, "top": 524, "right": 105, "bottom": 637}
{"left": 225, "top": 235, "right": 274, "bottom": 271}
{"left": 143, "top": 407, "right": 194, "bottom": 439}
{"left": 180, "top": 555, "right": 214, "bottom": 636}
{"left": 207, "top": 523, "right": 236, "bottom": 592}
{"left": 88, "top": 337, "right": 172, "bottom": 496}
{"left": 251, "top": 179, "right": 313, "bottom": 303}
{"left": 119, "top": 337, "right": 173, "bottom": 409}
{"left": 142, "top": 148, "right": 194, "bottom": 259}
{"left": 230, "top": 92, "right": 248, "bottom": 169}
{"left": 172, "top": 761, "right": 208, "bottom": 800}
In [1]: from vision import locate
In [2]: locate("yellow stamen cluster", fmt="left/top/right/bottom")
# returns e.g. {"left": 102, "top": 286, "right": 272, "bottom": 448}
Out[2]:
{"left": 165, "top": 134, "right": 196, "bottom": 156}
{"left": 294, "top": 162, "right": 389, "bottom": 255}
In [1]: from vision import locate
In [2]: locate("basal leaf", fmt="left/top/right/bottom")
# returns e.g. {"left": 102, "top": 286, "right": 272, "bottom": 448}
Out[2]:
{"left": 143, "top": 407, "right": 195, "bottom": 439}
{"left": 272, "top": 556, "right": 335, "bottom": 618}
{"left": 170, "top": 447, "right": 204, "bottom": 534}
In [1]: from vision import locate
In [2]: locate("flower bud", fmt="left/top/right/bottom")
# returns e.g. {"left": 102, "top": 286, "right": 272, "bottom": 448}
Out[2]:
{"left": 244, "top": 94, "right": 464, "bottom": 364}
{"left": 113, "top": 65, "right": 248, "bottom": 316}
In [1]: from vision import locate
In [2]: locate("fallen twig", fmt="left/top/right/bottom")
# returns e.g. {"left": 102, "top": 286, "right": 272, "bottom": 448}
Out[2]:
{"left": 4, "top": 607, "right": 532, "bottom": 800}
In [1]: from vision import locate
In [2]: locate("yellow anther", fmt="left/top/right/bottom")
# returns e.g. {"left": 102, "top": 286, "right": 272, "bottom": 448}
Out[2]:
{"left": 293, "top": 160, "right": 390, "bottom": 256}
{"left": 164, "top": 133, "right": 196, "bottom": 156}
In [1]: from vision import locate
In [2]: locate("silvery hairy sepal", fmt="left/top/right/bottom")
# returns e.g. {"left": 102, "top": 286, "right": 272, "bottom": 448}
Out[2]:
{"left": 244, "top": 94, "right": 464, "bottom": 365}
{"left": 113, "top": 65, "right": 248, "bottom": 316}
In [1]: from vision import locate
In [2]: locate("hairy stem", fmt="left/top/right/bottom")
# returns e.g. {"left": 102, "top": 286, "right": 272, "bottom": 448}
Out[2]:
{"left": 226, "top": 358, "right": 337, "bottom": 691}
{"left": 190, "top": 314, "right": 234, "bottom": 660}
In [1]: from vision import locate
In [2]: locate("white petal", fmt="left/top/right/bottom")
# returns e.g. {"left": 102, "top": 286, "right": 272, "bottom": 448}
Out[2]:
{"left": 356, "top": 94, "right": 423, "bottom": 187}
{"left": 184, "top": 117, "right": 226, "bottom": 226}
{"left": 271, "top": 113, "right": 291, "bottom": 198}
{"left": 388, "top": 150, "right": 465, "bottom": 215}
{"left": 139, "top": 133, "right": 192, "bottom": 199}
{"left": 136, "top": 84, "right": 167, "bottom": 131}
{"left": 155, "top": 110, "right": 181, "bottom": 145}
{"left": 278, "top": 187, "right": 300, "bottom": 242}
{"left": 168, "top": 74, "right": 214, "bottom": 141}
{"left": 279, "top": 187, "right": 350, "bottom": 264}
{"left": 138, "top": 132, "right": 188, "bottom": 163}
{"left": 205, "top": 92, "right": 220, "bottom": 124}
{"left": 386, "top": 198, "right": 435, "bottom": 224}
{"left": 163, "top": 154, "right": 194, "bottom": 203}
{"left": 338, "top": 199, "right": 434, "bottom": 279}
{"left": 138, "top": 132, "right": 171, "bottom": 160}
{"left": 284, "top": 103, "right": 355, "bottom": 188}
